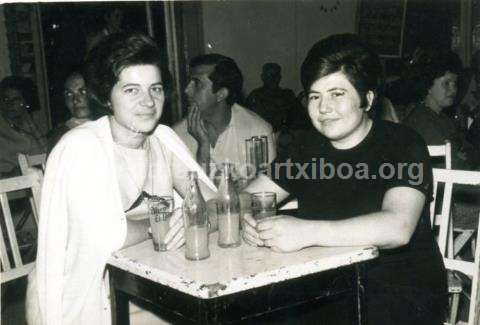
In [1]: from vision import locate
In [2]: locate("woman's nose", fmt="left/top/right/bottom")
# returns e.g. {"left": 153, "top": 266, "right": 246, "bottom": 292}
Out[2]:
{"left": 141, "top": 92, "right": 155, "bottom": 107}
{"left": 317, "top": 99, "right": 332, "bottom": 114}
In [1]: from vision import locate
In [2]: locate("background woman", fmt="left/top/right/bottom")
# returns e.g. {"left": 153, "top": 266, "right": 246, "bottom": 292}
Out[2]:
{"left": 47, "top": 69, "right": 94, "bottom": 152}
{"left": 242, "top": 34, "right": 447, "bottom": 324}
{"left": 26, "top": 33, "right": 216, "bottom": 325}
{"left": 402, "top": 48, "right": 480, "bottom": 169}
{"left": 0, "top": 76, "right": 47, "bottom": 177}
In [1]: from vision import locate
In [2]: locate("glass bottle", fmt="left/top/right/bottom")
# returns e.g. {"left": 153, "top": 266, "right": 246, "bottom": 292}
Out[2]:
{"left": 183, "top": 171, "right": 210, "bottom": 260}
{"left": 217, "top": 163, "right": 241, "bottom": 248}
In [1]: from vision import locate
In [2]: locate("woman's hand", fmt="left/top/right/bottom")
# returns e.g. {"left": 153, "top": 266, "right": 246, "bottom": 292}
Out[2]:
{"left": 165, "top": 208, "right": 185, "bottom": 250}
{"left": 256, "top": 215, "right": 312, "bottom": 253}
{"left": 241, "top": 212, "right": 264, "bottom": 247}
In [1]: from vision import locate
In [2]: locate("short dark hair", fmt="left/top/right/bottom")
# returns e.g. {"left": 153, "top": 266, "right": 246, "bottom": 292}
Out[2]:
{"left": 263, "top": 63, "right": 281, "bottom": 74}
{"left": 301, "top": 33, "right": 383, "bottom": 108}
{"left": 190, "top": 54, "right": 243, "bottom": 105}
{"left": 405, "top": 48, "right": 462, "bottom": 101}
{"left": 85, "top": 32, "right": 165, "bottom": 107}
{"left": 64, "top": 68, "right": 84, "bottom": 88}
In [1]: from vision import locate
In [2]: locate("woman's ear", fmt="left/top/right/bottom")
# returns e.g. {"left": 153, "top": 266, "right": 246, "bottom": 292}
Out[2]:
{"left": 365, "top": 91, "right": 375, "bottom": 112}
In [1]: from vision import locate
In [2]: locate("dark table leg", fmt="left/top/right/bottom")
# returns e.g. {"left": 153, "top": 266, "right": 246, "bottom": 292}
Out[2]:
{"left": 355, "top": 263, "right": 366, "bottom": 325}
{"left": 110, "top": 270, "right": 130, "bottom": 325}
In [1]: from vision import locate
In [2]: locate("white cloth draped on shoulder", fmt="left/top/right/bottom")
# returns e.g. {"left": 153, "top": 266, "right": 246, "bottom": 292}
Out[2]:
{"left": 26, "top": 116, "right": 216, "bottom": 325}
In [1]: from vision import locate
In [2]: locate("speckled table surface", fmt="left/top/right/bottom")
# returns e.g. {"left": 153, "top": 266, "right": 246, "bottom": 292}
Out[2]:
{"left": 108, "top": 233, "right": 378, "bottom": 299}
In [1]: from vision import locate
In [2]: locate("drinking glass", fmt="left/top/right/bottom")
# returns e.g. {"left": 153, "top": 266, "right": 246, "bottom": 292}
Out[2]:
{"left": 251, "top": 192, "right": 277, "bottom": 220}
{"left": 148, "top": 196, "right": 174, "bottom": 252}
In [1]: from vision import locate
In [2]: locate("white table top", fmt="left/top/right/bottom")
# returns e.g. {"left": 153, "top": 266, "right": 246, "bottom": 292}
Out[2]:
{"left": 108, "top": 233, "right": 378, "bottom": 299}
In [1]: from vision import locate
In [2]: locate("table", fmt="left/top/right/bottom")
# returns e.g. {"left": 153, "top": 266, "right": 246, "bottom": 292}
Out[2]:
{"left": 108, "top": 234, "right": 378, "bottom": 324}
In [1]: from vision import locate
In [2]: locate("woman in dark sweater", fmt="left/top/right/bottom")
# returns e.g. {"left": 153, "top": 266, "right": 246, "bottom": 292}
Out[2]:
{"left": 242, "top": 34, "right": 447, "bottom": 325}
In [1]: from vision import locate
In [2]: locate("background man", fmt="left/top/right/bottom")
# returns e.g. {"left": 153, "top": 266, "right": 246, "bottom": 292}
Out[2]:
{"left": 247, "top": 63, "right": 306, "bottom": 132}
{"left": 174, "top": 54, "right": 276, "bottom": 181}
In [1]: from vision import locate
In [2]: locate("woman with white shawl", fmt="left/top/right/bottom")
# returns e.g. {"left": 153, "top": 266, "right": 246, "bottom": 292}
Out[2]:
{"left": 26, "top": 33, "right": 217, "bottom": 325}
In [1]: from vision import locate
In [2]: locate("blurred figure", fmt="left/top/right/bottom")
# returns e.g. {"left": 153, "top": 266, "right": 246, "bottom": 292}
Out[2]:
{"left": 459, "top": 50, "right": 480, "bottom": 150}
{"left": 47, "top": 70, "right": 93, "bottom": 152}
{"left": 467, "top": 117, "right": 480, "bottom": 151}
{"left": 247, "top": 63, "right": 305, "bottom": 132}
{"left": 0, "top": 76, "right": 47, "bottom": 178}
{"left": 174, "top": 54, "right": 276, "bottom": 178}
{"left": 402, "top": 48, "right": 479, "bottom": 169}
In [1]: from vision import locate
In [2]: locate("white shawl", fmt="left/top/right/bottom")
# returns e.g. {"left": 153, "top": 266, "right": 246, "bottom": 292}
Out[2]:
{"left": 27, "top": 117, "right": 216, "bottom": 325}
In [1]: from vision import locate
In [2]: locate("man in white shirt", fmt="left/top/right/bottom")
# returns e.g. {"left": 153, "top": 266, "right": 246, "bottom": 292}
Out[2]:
{"left": 173, "top": 54, "right": 276, "bottom": 182}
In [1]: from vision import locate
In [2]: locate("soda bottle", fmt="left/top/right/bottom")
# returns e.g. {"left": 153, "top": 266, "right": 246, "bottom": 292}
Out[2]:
{"left": 217, "top": 163, "right": 241, "bottom": 248}
{"left": 183, "top": 171, "right": 210, "bottom": 260}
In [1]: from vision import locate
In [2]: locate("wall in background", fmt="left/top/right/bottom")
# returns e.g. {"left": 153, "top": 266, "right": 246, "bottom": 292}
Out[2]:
{"left": 200, "top": 0, "right": 358, "bottom": 96}
{"left": 0, "top": 6, "right": 12, "bottom": 79}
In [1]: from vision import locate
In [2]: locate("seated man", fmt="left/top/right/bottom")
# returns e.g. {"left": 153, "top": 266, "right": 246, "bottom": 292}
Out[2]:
{"left": 174, "top": 54, "right": 276, "bottom": 181}
{"left": 246, "top": 63, "right": 306, "bottom": 132}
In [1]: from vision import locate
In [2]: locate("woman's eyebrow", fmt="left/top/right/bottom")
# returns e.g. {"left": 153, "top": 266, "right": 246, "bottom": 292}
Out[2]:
{"left": 121, "top": 83, "right": 140, "bottom": 88}
{"left": 326, "top": 87, "right": 347, "bottom": 92}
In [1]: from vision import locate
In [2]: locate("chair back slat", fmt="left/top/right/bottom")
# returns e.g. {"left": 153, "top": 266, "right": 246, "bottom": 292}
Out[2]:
{"left": 470, "top": 219, "right": 480, "bottom": 325}
{"left": 0, "top": 197, "right": 12, "bottom": 271}
{"left": 17, "top": 154, "right": 45, "bottom": 224}
{"left": 0, "top": 173, "right": 42, "bottom": 283}
{"left": 2, "top": 263, "right": 35, "bottom": 283}
{"left": 431, "top": 180, "right": 439, "bottom": 226}
{"left": 428, "top": 141, "right": 452, "bottom": 169}
{"left": 18, "top": 153, "right": 46, "bottom": 175}
{"left": 438, "top": 181, "right": 453, "bottom": 257}
{"left": 443, "top": 257, "right": 475, "bottom": 277}
{"left": 0, "top": 193, "right": 23, "bottom": 268}
{"left": 433, "top": 169, "right": 480, "bottom": 185}
{"left": 1, "top": 175, "right": 42, "bottom": 194}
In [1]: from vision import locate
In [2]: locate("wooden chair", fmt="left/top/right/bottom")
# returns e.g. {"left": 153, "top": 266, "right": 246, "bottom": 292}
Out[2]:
{"left": 431, "top": 168, "right": 480, "bottom": 325}
{"left": 428, "top": 140, "right": 452, "bottom": 169}
{"left": 18, "top": 153, "right": 46, "bottom": 175}
{"left": 428, "top": 142, "right": 476, "bottom": 261}
{"left": 1, "top": 173, "right": 42, "bottom": 284}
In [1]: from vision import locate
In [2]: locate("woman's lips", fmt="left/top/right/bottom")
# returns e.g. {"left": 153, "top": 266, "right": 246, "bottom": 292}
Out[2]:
{"left": 136, "top": 112, "right": 155, "bottom": 118}
{"left": 318, "top": 118, "right": 339, "bottom": 125}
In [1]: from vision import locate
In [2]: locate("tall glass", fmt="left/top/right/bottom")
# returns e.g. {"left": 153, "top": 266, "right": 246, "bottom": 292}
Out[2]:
{"left": 251, "top": 192, "right": 277, "bottom": 220}
{"left": 148, "top": 196, "right": 174, "bottom": 252}
{"left": 217, "top": 163, "right": 241, "bottom": 248}
{"left": 183, "top": 171, "right": 210, "bottom": 260}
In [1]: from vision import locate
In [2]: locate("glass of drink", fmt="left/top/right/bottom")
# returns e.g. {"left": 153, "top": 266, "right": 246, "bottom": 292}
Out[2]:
{"left": 148, "top": 196, "right": 174, "bottom": 252}
{"left": 251, "top": 192, "right": 277, "bottom": 220}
